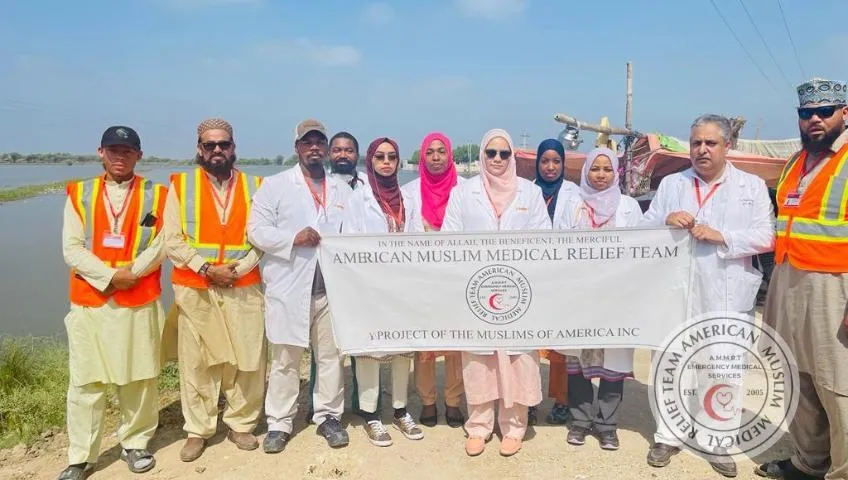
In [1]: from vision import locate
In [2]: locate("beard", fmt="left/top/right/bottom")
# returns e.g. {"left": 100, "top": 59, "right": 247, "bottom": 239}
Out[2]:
{"left": 801, "top": 124, "right": 845, "bottom": 154}
{"left": 330, "top": 158, "right": 356, "bottom": 175}
{"left": 196, "top": 152, "right": 237, "bottom": 177}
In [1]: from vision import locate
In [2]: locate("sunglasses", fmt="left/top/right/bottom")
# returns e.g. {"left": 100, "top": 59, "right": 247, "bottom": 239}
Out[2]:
{"left": 373, "top": 152, "right": 398, "bottom": 161}
{"left": 200, "top": 141, "right": 233, "bottom": 152}
{"left": 798, "top": 105, "right": 844, "bottom": 120}
{"left": 485, "top": 149, "right": 511, "bottom": 160}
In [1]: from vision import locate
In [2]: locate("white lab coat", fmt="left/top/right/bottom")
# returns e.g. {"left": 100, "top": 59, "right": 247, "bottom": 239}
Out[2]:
{"left": 640, "top": 164, "right": 775, "bottom": 315}
{"left": 400, "top": 175, "right": 466, "bottom": 208}
{"left": 441, "top": 175, "right": 552, "bottom": 355}
{"left": 247, "top": 167, "right": 353, "bottom": 346}
{"left": 342, "top": 182, "right": 425, "bottom": 234}
{"left": 546, "top": 180, "right": 580, "bottom": 228}
{"left": 553, "top": 190, "right": 642, "bottom": 373}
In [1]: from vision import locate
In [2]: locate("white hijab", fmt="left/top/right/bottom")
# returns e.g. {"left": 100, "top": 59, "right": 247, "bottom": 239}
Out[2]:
{"left": 579, "top": 147, "right": 621, "bottom": 225}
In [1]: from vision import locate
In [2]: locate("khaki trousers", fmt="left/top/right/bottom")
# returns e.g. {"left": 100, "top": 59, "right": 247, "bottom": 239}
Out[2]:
{"left": 414, "top": 352, "right": 464, "bottom": 408}
{"left": 791, "top": 372, "right": 848, "bottom": 479}
{"left": 178, "top": 320, "right": 266, "bottom": 438}
{"left": 356, "top": 356, "right": 411, "bottom": 413}
{"left": 66, "top": 378, "right": 158, "bottom": 465}
{"left": 265, "top": 294, "right": 344, "bottom": 433}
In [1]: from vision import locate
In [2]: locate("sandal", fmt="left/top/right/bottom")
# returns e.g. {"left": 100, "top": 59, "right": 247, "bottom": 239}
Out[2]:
{"left": 57, "top": 463, "right": 94, "bottom": 480}
{"left": 419, "top": 404, "right": 437, "bottom": 427}
{"left": 445, "top": 405, "right": 465, "bottom": 428}
{"left": 121, "top": 448, "right": 156, "bottom": 474}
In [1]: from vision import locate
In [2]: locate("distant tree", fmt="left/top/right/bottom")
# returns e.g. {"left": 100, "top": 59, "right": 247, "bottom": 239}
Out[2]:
{"left": 284, "top": 154, "right": 299, "bottom": 166}
{"left": 274, "top": 155, "right": 284, "bottom": 166}
{"left": 409, "top": 149, "right": 420, "bottom": 165}
{"left": 453, "top": 144, "right": 479, "bottom": 163}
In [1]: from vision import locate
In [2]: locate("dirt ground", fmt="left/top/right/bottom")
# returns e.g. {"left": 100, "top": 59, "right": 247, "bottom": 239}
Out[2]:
{"left": 0, "top": 347, "right": 793, "bottom": 480}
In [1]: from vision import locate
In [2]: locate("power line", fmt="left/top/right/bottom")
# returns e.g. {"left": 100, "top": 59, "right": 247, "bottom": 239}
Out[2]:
{"left": 708, "top": 0, "right": 778, "bottom": 94}
{"left": 737, "top": 0, "right": 793, "bottom": 90}
{"left": 776, "top": 0, "right": 807, "bottom": 80}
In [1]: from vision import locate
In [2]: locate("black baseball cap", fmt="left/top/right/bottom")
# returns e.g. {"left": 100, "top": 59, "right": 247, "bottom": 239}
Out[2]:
{"left": 101, "top": 126, "right": 141, "bottom": 151}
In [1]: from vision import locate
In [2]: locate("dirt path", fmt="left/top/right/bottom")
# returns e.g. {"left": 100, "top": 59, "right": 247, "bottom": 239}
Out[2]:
{"left": 0, "top": 348, "right": 792, "bottom": 480}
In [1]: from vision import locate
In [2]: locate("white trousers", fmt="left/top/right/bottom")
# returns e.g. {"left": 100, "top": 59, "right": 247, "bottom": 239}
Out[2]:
{"left": 265, "top": 294, "right": 344, "bottom": 433}
{"left": 355, "top": 356, "right": 411, "bottom": 413}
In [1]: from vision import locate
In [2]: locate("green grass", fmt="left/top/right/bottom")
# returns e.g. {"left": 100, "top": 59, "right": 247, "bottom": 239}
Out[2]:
{"left": 0, "top": 180, "right": 70, "bottom": 203}
{"left": 0, "top": 337, "right": 181, "bottom": 449}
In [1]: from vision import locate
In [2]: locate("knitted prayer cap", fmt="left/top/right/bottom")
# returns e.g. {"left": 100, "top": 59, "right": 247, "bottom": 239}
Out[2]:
{"left": 197, "top": 117, "right": 234, "bottom": 139}
{"left": 796, "top": 78, "right": 847, "bottom": 107}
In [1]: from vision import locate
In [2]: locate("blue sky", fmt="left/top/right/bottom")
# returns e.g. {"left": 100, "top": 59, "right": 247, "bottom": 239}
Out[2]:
{"left": 1, "top": 0, "right": 845, "bottom": 158}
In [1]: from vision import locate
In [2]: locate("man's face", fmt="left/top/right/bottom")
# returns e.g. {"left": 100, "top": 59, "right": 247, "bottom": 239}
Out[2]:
{"left": 297, "top": 131, "right": 329, "bottom": 168}
{"left": 329, "top": 138, "right": 357, "bottom": 174}
{"left": 798, "top": 104, "right": 847, "bottom": 153}
{"left": 98, "top": 145, "right": 141, "bottom": 180}
{"left": 689, "top": 123, "right": 729, "bottom": 180}
{"left": 196, "top": 129, "right": 236, "bottom": 176}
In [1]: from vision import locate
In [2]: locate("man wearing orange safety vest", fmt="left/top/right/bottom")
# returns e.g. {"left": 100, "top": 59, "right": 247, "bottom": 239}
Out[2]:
{"left": 757, "top": 79, "right": 848, "bottom": 480}
{"left": 59, "top": 126, "right": 167, "bottom": 480}
{"left": 163, "top": 118, "right": 265, "bottom": 463}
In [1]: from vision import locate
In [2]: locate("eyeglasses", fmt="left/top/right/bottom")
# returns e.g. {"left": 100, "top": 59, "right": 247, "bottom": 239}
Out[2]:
{"left": 199, "top": 141, "right": 233, "bottom": 152}
{"left": 485, "top": 149, "right": 511, "bottom": 160}
{"left": 798, "top": 105, "right": 844, "bottom": 120}
{"left": 373, "top": 152, "right": 398, "bottom": 161}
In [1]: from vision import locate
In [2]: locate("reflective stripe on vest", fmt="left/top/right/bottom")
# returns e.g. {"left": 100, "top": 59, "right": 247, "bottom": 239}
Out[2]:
{"left": 71, "top": 177, "right": 163, "bottom": 266}
{"left": 177, "top": 169, "right": 260, "bottom": 263}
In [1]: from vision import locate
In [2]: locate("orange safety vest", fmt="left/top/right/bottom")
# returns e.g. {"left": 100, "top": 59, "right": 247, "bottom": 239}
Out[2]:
{"left": 775, "top": 143, "right": 848, "bottom": 273}
{"left": 170, "top": 168, "right": 262, "bottom": 288}
{"left": 66, "top": 176, "right": 167, "bottom": 307}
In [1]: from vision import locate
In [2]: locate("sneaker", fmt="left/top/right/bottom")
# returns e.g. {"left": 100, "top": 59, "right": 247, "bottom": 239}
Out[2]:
{"left": 393, "top": 412, "right": 424, "bottom": 440}
{"left": 546, "top": 403, "right": 570, "bottom": 425}
{"left": 528, "top": 405, "right": 538, "bottom": 426}
{"left": 754, "top": 459, "right": 794, "bottom": 478}
{"left": 567, "top": 425, "right": 590, "bottom": 446}
{"left": 646, "top": 442, "right": 680, "bottom": 468}
{"left": 365, "top": 420, "right": 393, "bottom": 447}
{"left": 710, "top": 448, "right": 738, "bottom": 478}
{"left": 317, "top": 415, "right": 349, "bottom": 448}
{"left": 597, "top": 430, "right": 620, "bottom": 451}
{"left": 262, "top": 431, "right": 290, "bottom": 454}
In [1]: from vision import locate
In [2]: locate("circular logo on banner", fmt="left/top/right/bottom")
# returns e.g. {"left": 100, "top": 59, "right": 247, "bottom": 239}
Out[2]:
{"left": 649, "top": 312, "right": 799, "bottom": 461}
{"left": 465, "top": 264, "right": 531, "bottom": 325}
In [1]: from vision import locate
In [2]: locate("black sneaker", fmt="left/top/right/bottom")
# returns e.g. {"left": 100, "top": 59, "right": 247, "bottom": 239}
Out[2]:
{"left": 262, "top": 431, "right": 290, "bottom": 454}
{"left": 646, "top": 442, "right": 680, "bottom": 467}
{"left": 597, "top": 430, "right": 620, "bottom": 451}
{"left": 567, "top": 425, "right": 591, "bottom": 446}
{"left": 528, "top": 405, "right": 538, "bottom": 426}
{"left": 755, "top": 459, "right": 821, "bottom": 479}
{"left": 317, "top": 415, "right": 349, "bottom": 448}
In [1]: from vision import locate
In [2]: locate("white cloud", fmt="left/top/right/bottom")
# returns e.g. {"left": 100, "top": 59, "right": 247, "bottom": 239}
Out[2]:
{"left": 254, "top": 39, "right": 362, "bottom": 68}
{"left": 455, "top": 0, "right": 526, "bottom": 21}
{"left": 361, "top": 3, "right": 396, "bottom": 26}
{"left": 156, "top": 0, "right": 261, "bottom": 10}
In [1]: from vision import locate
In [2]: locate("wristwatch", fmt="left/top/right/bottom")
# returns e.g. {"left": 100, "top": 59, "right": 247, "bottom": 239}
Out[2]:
{"left": 199, "top": 262, "right": 211, "bottom": 277}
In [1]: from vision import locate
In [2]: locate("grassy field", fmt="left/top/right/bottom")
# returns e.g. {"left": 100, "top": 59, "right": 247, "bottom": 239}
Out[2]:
{"left": 0, "top": 180, "right": 71, "bottom": 203}
{"left": 0, "top": 337, "right": 180, "bottom": 448}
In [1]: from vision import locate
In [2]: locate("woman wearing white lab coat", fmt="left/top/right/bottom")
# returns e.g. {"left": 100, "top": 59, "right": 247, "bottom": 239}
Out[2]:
{"left": 342, "top": 137, "right": 425, "bottom": 448}
{"left": 554, "top": 147, "right": 640, "bottom": 451}
{"left": 441, "top": 128, "right": 551, "bottom": 458}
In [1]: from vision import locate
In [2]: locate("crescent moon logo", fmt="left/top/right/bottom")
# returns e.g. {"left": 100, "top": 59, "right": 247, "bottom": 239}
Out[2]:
{"left": 703, "top": 384, "right": 734, "bottom": 422}
{"left": 488, "top": 293, "right": 503, "bottom": 310}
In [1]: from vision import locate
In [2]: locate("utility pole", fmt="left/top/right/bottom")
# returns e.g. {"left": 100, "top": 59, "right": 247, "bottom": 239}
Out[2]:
{"left": 520, "top": 130, "right": 530, "bottom": 149}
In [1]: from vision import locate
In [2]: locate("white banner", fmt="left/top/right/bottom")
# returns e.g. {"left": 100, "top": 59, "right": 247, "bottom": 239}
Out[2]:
{"left": 319, "top": 228, "right": 692, "bottom": 355}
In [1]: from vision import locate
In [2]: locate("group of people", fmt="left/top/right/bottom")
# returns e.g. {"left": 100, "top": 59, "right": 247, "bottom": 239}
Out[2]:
{"left": 58, "top": 77, "right": 847, "bottom": 480}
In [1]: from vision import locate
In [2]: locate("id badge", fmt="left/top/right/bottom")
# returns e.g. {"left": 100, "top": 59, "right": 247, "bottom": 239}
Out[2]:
{"left": 784, "top": 192, "right": 801, "bottom": 207}
{"left": 102, "top": 232, "right": 126, "bottom": 249}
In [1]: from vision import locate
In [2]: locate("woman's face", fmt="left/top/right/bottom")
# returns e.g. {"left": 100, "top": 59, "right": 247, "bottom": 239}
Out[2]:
{"left": 484, "top": 137, "right": 511, "bottom": 176}
{"left": 425, "top": 139, "right": 449, "bottom": 175}
{"left": 372, "top": 142, "right": 398, "bottom": 177}
{"left": 587, "top": 155, "right": 615, "bottom": 190}
{"left": 539, "top": 149, "right": 563, "bottom": 182}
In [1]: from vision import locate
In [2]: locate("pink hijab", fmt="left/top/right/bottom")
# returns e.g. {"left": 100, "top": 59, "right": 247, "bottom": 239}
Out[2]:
{"left": 479, "top": 129, "right": 518, "bottom": 217}
{"left": 419, "top": 132, "right": 458, "bottom": 230}
{"left": 579, "top": 147, "right": 621, "bottom": 224}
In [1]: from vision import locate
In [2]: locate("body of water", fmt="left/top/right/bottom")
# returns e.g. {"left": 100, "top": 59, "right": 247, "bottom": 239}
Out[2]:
{"left": 0, "top": 164, "right": 418, "bottom": 336}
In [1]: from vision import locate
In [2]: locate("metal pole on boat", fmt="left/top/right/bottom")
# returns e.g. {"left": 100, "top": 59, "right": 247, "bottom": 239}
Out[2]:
{"left": 625, "top": 61, "right": 633, "bottom": 195}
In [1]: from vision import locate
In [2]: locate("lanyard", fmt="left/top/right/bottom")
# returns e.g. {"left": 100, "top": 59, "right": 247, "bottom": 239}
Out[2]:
{"left": 586, "top": 205, "right": 611, "bottom": 229}
{"left": 303, "top": 172, "right": 327, "bottom": 213}
{"left": 379, "top": 197, "right": 405, "bottom": 231}
{"left": 694, "top": 177, "right": 721, "bottom": 208}
{"left": 210, "top": 173, "right": 236, "bottom": 223}
{"left": 545, "top": 195, "right": 554, "bottom": 208}
{"left": 102, "top": 176, "right": 135, "bottom": 233}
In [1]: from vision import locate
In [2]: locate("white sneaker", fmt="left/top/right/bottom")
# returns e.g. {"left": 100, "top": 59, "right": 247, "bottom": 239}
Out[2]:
{"left": 393, "top": 413, "right": 424, "bottom": 440}
{"left": 365, "top": 420, "right": 393, "bottom": 447}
